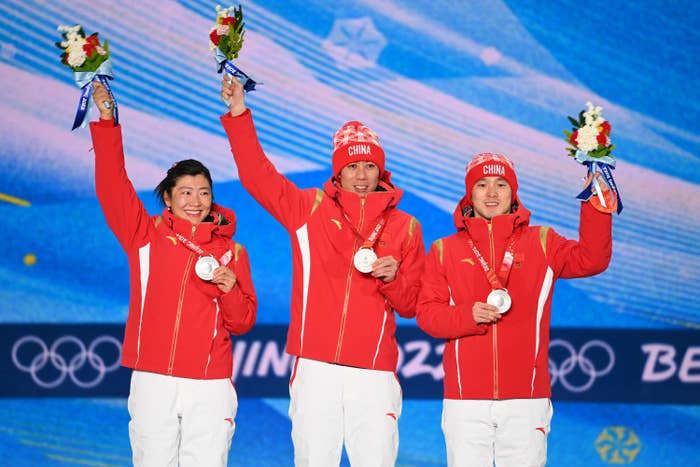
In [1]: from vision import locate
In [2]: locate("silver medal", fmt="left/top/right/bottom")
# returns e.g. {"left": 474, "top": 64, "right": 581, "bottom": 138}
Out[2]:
{"left": 195, "top": 256, "right": 219, "bottom": 281}
{"left": 353, "top": 248, "right": 378, "bottom": 273}
{"left": 487, "top": 288, "right": 512, "bottom": 314}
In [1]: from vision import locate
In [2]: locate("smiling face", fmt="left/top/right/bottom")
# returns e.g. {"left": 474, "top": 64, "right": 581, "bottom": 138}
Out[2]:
{"left": 163, "top": 174, "right": 212, "bottom": 225}
{"left": 471, "top": 176, "right": 513, "bottom": 220}
{"left": 338, "top": 161, "right": 380, "bottom": 198}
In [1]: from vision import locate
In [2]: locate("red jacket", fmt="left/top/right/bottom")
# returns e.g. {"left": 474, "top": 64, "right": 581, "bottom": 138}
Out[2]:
{"left": 90, "top": 121, "right": 256, "bottom": 380}
{"left": 417, "top": 196, "right": 611, "bottom": 399}
{"left": 221, "top": 110, "right": 425, "bottom": 371}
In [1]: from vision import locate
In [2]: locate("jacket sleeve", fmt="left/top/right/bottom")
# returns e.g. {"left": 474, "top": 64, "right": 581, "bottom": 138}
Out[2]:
{"left": 90, "top": 120, "right": 150, "bottom": 250}
{"left": 416, "top": 240, "right": 488, "bottom": 339}
{"left": 220, "top": 110, "right": 313, "bottom": 230}
{"left": 379, "top": 217, "right": 426, "bottom": 318}
{"left": 547, "top": 201, "right": 613, "bottom": 279}
{"left": 219, "top": 243, "right": 257, "bottom": 336}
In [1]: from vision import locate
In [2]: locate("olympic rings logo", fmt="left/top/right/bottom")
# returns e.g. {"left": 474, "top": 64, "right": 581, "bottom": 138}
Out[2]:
{"left": 12, "top": 335, "right": 122, "bottom": 389}
{"left": 548, "top": 339, "right": 615, "bottom": 393}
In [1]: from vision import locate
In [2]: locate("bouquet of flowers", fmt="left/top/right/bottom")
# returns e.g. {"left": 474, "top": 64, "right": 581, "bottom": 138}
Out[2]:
{"left": 210, "top": 4, "right": 259, "bottom": 93}
{"left": 564, "top": 102, "right": 622, "bottom": 214}
{"left": 56, "top": 25, "right": 118, "bottom": 129}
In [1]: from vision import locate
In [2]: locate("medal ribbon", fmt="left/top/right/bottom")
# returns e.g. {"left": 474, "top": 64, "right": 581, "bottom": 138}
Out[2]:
{"left": 162, "top": 223, "right": 231, "bottom": 266}
{"left": 338, "top": 207, "right": 390, "bottom": 252}
{"left": 466, "top": 230, "right": 521, "bottom": 290}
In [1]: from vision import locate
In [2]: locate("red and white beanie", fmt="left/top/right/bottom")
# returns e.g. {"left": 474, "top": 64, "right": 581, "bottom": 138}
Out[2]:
{"left": 332, "top": 121, "right": 385, "bottom": 176}
{"left": 465, "top": 152, "right": 518, "bottom": 205}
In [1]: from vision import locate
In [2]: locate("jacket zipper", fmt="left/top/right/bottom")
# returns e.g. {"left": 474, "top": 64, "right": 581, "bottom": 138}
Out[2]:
{"left": 335, "top": 198, "right": 365, "bottom": 362}
{"left": 168, "top": 224, "right": 196, "bottom": 375}
{"left": 489, "top": 222, "right": 499, "bottom": 400}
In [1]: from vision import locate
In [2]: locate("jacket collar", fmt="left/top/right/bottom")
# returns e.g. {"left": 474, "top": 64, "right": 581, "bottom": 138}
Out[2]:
{"left": 323, "top": 170, "right": 403, "bottom": 226}
{"left": 162, "top": 203, "right": 237, "bottom": 243}
{"left": 452, "top": 193, "right": 531, "bottom": 239}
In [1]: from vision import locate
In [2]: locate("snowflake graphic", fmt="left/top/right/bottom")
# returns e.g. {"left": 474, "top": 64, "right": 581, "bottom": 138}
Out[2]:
{"left": 322, "top": 17, "right": 387, "bottom": 70}
{"left": 594, "top": 426, "right": 642, "bottom": 464}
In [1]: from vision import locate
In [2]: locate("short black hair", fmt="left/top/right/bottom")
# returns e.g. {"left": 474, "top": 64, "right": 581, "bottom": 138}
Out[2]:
{"left": 154, "top": 159, "right": 213, "bottom": 206}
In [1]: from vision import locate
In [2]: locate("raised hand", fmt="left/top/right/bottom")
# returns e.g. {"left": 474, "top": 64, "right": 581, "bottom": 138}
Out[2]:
{"left": 92, "top": 82, "right": 114, "bottom": 120}
{"left": 221, "top": 76, "right": 246, "bottom": 117}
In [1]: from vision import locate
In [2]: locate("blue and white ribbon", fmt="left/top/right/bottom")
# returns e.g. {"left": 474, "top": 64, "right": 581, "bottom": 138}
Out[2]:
{"left": 574, "top": 150, "right": 623, "bottom": 214}
{"left": 72, "top": 59, "right": 118, "bottom": 130}
{"left": 214, "top": 48, "right": 260, "bottom": 97}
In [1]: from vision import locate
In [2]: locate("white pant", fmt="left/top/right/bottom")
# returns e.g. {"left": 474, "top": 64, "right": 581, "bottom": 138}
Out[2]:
{"left": 289, "top": 358, "right": 402, "bottom": 467}
{"left": 442, "top": 398, "right": 552, "bottom": 467}
{"left": 128, "top": 370, "right": 237, "bottom": 467}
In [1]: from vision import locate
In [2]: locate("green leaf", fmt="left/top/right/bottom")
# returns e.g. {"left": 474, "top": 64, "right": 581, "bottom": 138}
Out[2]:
{"left": 567, "top": 116, "right": 580, "bottom": 128}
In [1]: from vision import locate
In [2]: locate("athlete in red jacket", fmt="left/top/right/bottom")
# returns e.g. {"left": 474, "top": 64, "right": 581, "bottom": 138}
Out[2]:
{"left": 417, "top": 153, "right": 612, "bottom": 466}
{"left": 90, "top": 83, "right": 257, "bottom": 466}
{"left": 220, "top": 78, "right": 425, "bottom": 466}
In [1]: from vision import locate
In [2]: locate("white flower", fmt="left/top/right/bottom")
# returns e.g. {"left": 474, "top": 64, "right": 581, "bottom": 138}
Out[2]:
{"left": 583, "top": 101, "right": 606, "bottom": 127}
{"left": 216, "top": 24, "right": 230, "bottom": 35}
{"left": 576, "top": 124, "right": 600, "bottom": 152}
{"left": 66, "top": 49, "right": 87, "bottom": 67}
{"left": 216, "top": 5, "right": 236, "bottom": 19}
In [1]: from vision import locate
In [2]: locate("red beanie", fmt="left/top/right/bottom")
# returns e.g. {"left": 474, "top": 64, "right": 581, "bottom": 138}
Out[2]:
{"left": 332, "top": 121, "right": 385, "bottom": 176}
{"left": 465, "top": 152, "right": 518, "bottom": 205}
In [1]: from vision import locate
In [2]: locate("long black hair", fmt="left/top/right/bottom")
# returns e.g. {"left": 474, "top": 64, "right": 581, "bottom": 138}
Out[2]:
{"left": 153, "top": 159, "right": 213, "bottom": 206}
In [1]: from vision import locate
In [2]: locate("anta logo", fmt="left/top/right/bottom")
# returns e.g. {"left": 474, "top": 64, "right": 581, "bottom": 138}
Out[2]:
{"left": 166, "top": 236, "right": 178, "bottom": 245}
{"left": 330, "top": 219, "right": 342, "bottom": 230}
{"left": 348, "top": 144, "right": 372, "bottom": 156}
{"left": 482, "top": 164, "right": 505, "bottom": 176}
{"left": 460, "top": 258, "right": 474, "bottom": 265}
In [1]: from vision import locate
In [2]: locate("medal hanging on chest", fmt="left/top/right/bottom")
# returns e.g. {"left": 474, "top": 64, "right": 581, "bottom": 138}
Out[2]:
{"left": 486, "top": 288, "right": 512, "bottom": 314}
{"left": 337, "top": 202, "right": 390, "bottom": 274}
{"left": 466, "top": 230, "right": 521, "bottom": 314}
{"left": 171, "top": 230, "right": 227, "bottom": 282}
{"left": 353, "top": 248, "right": 378, "bottom": 273}
{"left": 195, "top": 255, "right": 220, "bottom": 281}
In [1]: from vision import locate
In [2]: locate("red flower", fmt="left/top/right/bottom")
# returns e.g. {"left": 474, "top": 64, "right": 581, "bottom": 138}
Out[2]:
{"left": 82, "top": 34, "right": 100, "bottom": 58}
{"left": 600, "top": 121, "right": 611, "bottom": 135}
{"left": 570, "top": 130, "right": 579, "bottom": 146}
{"left": 83, "top": 43, "right": 95, "bottom": 57}
{"left": 597, "top": 132, "right": 609, "bottom": 147}
{"left": 221, "top": 16, "right": 236, "bottom": 26}
{"left": 209, "top": 29, "right": 221, "bottom": 46}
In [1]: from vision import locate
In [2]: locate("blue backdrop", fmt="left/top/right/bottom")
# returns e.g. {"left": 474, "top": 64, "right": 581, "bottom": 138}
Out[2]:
{"left": 1, "top": 0, "right": 698, "bottom": 465}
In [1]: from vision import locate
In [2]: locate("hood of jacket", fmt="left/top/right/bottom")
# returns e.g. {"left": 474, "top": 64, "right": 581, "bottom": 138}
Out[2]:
{"left": 452, "top": 192, "right": 530, "bottom": 233}
{"left": 161, "top": 202, "right": 237, "bottom": 243}
{"left": 323, "top": 169, "right": 403, "bottom": 219}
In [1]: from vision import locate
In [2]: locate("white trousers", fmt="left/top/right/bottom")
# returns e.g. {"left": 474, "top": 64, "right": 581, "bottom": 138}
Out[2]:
{"left": 442, "top": 398, "right": 552, "bottom": 467}
{"left": 128, "top": 370, "right": 237, "bottom": 467}
{"left": 288, "top": 358, "right": 402, "bottom": 467}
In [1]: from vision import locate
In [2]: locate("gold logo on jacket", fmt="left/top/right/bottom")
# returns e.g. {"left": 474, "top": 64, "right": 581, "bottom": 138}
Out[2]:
{"left": 460, "top": 258, "right": 474, "bottom": 265}
{"left": 166, "top": 236, "right": 178, "bottom": 245}
{"left": 330, "top": 219, "right": 342, "bottom": 230}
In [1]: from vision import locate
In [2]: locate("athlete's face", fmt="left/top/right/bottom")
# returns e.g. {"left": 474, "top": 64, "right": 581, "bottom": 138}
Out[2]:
{"left": 164, "top": 175, "right": 212, "bottom": 225}
{"left": 471, "top": 176, "right": 512, "bottom": 220}
{"left": 338, "top": 161, "right": 380, "bottom": 198}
